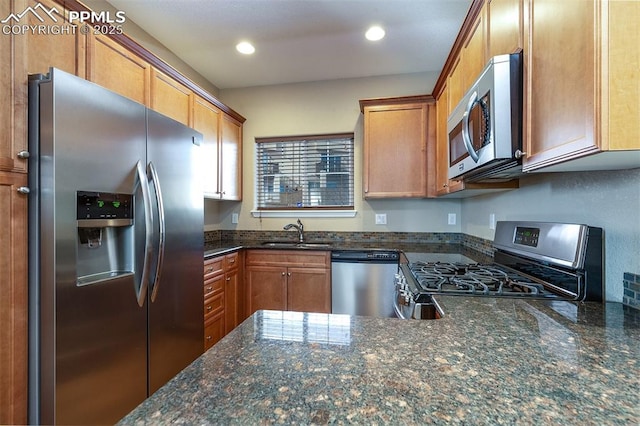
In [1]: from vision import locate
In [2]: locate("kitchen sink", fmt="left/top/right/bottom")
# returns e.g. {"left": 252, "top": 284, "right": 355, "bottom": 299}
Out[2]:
{"left": 260, "top": 241, "right": 332, "bottom": 249}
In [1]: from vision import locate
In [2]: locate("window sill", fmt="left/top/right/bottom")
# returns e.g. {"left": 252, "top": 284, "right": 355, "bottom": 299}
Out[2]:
{"left": 251, "top": 209, "right": 357, "bottom": 218}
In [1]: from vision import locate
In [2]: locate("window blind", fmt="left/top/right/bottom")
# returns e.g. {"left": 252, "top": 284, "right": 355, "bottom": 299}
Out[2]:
{"left": 255, "top": 133, "right": 354, "bottom": 210}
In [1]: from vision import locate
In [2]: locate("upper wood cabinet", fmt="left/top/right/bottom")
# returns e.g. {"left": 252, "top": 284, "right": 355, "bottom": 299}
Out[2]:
{"left": 24, "top": 0, "right": 87, "bottom": 78}
{"left": 523, "top": 0, "right": 640, "bottom": 172}
{"left": 150, "top": 67, "right": 193, "bottom": 126}
{"left": 193, "top": 96, "right": 243, "bottom": 201}
{"left": 360, "top": 95, "right": 435, "bottom": 198}
{"left": 462, "top": 3, "right": 487, "bottom": 91}
{"left": 487, "top": 0, "right": 523, "bottom": 57}
{"left": 193, "top": 96, "right": 222, "bottom": 197}
{"left": 219, "top": 114, "right": 243, "bottom": 201}
{"left": 87, "top": 34, "right": 151, "bottom": 106}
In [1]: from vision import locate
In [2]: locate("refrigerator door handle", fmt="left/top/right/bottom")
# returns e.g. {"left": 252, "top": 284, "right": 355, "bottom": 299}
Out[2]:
{"left": 148, "top": 161, "right": 166, "bottom": 303}
{"left": 135, "top": 160, "right": 153, "bottom": 307}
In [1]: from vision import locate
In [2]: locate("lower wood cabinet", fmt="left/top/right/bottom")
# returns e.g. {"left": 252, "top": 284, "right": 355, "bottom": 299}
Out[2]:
{"left": 203, "top": 251, "right": 242, "bottom": 351}
{"left": 245, "top": 250, "right": 331, "bottom": 316}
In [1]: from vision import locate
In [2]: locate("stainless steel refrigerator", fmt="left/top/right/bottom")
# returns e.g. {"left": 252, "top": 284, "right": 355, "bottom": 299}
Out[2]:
{"left": 27, "top": 68, "right": 204, "bottom": 425}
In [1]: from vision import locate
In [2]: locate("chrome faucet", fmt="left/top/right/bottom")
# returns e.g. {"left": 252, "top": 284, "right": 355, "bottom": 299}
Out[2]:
{"left": 284, "top": 219, "right": 305, "bottom": 242}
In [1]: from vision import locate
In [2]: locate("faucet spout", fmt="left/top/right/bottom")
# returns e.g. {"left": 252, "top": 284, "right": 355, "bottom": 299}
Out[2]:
{"left": 283, "top": 219, "right": 305, "bottom": 242}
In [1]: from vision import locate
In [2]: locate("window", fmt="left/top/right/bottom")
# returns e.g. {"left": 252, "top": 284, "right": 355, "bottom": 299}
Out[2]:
{"left": 255, "top": 133, "right": 354, "bottom": 212}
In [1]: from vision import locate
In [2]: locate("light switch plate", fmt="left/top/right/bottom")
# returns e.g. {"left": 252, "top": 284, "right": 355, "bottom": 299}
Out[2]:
{"left": 448, "top": 213, "right": 456, "bottom": 225}
{"left": 375, "top": 213, "right": 387, "bottom": 225}
{"left": 231, "top": 213, "right": 239, "bottom": 224}
{"left": 489, "top": 213, "right": 496, "bottom": 230}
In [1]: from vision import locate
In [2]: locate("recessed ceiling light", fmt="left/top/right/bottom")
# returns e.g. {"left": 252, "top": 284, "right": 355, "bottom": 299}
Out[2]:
{"left": 365, "top": 25, "right": 385, "bottom": 41}
{"left": 236, "top": 41, "right": 255, "bottom": 55}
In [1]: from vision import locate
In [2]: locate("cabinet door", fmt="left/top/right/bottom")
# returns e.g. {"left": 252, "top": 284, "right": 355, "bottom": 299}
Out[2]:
{"left": 435, "top": 87, "right": 463, "bottom": 196}
{"left": 246, "top": 266, "right": 286, "bottom": 315}
{"left": 204, "top": 313, "right": 224, "bottom": 351}
{"left": 150, "top": 68, "right": 192, "bottom": 126}
{"left": 447, "top": 57, "right": 464, "bottom": 115}
{"left": 220, "top": 114, "right": 243, "bottom": 200}
{"left": 87, "top": 34, "right": 151, "bottom": 105}
{"left": 193, "top": 96, "right": 221, "bottom": 198}
{"left": 224, "top": 269, "right": 239, "bottom": 334}
{"left": 523, "top": 0, "right": 597, "bottom": 171}
{"left": 462, "top": 3, "right": 487, "bottom": 90}
{"left": 488, "top": 0, "right": 523, "bottom": 57}
{"left": 24, "top": 0, "right": 87, "bottom": 77}
{"left": 287, "top": 267, "right": 331, "bottom": 314}
{"left": 0, "top": 172, "right": 28, "bottom": 425}
{"left": 0, "top": 1, "right": 25, "bottom": 173}
{"left": 363, "top": 102, "right": 428, "bottom": 198}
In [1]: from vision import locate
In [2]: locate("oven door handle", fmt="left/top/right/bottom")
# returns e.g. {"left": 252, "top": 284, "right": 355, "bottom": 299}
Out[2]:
{"left": 393, "top": 295, "right": 408, "bottom": 319}
{"left": 462, "top": 91, "right": 480, "bottom": 163}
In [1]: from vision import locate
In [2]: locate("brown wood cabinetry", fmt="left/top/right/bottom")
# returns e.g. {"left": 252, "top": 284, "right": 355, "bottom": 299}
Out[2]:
{"left": 203, "top": 251, "right": 242, "bottom": 351}
{"left": 487, "top": 0, "right": 523, "bottom": 58}
{"left": 523, "top": 0, "right": 640, "bottom": 172}
{"left": 87, "top": 34, "right": 151, "bottom": 105}
{"left": 193, "top": 97, "right": 243, "bottom": 201}
{"left": 150, "top": 67, "right": 193, "bottom": 126}
{"left": 245, "top": 250, "right": 331, "bottom": 317}
{"left": 0, "top": 172, "right": 28, "bottom": 425}
{"left": 220, "top": 114, "right": 243, "bottom": 201}
{"left": 360, "top": 95, "right": 436, "bottom": 198}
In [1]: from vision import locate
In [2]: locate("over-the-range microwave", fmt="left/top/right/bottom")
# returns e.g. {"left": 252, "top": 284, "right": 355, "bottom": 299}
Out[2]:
{"left": 447, "top": 52, "right": 524, "bottom": 182}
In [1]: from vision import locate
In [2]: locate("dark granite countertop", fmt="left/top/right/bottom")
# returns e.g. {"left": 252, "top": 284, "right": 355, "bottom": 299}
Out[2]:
{"left": 205, "top": 240, "right": 492, "bottom": 261}
{"left": 119, "top": 298, "right": 639, "bottom": 425}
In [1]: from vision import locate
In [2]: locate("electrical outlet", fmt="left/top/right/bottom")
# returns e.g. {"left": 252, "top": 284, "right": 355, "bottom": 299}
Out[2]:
{"left": 231, "top": 213, "right": 239, "bottom": 224}
{"left": 448, "top": 213, "right": 456, "bottom": 225}
{"left": 375, "top": 213, "right": 387, "bottom": 225}
{"left": 489, "top": 213, "right": 496, "bottom": 230}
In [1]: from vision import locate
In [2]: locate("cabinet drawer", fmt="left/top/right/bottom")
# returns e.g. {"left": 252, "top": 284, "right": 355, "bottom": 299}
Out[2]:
{"left": 245, "top": 249, "right": 330, "bottom": 268}
{"left": 204, "top": 292, "right": 224, "bottom": 320}
{"left": 224, "top": 252, "right": 239, "bottom": 270}
{"left": 204, "top": 256, "right": 224, "bottom": 279}
{"left": 204, "top": 313, "right": 224, "bottom": 350}
{"left": 204, "top": 274, "right": 224, "bottom": 298}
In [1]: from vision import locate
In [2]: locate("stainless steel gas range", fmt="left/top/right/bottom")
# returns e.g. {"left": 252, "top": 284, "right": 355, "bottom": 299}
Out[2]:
{"left": 395, "top": 221, "right": 604, "bottom": 320}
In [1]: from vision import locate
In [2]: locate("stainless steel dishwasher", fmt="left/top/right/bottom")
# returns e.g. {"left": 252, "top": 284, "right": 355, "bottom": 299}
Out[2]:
{"left": 331, "top": 250, "right": 400, "bottom": 318}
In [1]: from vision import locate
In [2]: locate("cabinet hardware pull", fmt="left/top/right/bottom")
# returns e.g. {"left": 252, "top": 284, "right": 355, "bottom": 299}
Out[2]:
{"left": 206, "top": 306, "right": 212, "bottom": 311}
{"left": 514, "top": 149, "right": 527, "bottom": 159}
{"left": 287, "top": 272, "right": 291, "bottom": 277}
{"left": 226, "top": 277, "right": 231, "bottom": 281}
{"left": 281, "top": 272, "right": 286, "bottom": 276}
{"left": 206, "top": 286, "right": 212, "bottom": 292}
{"left": 17, "top": 187, "right": 30, "bottom": 194}
{"left": 206, "top": 336, "right": 212, "bottom": 341}
{"left": 17, "top": 151, "right": 30, "bottom": 159}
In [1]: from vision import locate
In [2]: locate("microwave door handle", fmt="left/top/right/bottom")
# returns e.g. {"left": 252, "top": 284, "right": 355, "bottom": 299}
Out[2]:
{"left": 462, "top": 91, "right": 480, "bottom": 162}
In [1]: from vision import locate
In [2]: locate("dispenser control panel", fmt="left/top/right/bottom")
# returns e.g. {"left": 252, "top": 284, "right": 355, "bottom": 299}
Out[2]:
{"left": 77, "top": 191, "right": 133, "bottom": 220}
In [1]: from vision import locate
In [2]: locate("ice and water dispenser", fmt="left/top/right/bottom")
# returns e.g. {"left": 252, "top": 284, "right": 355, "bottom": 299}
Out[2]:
{"left": 76, "top": 191, "right": 135, "bottom": 285}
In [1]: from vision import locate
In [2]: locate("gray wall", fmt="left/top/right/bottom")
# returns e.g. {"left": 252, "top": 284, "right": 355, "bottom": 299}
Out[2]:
{"left": 461, "top": 169, "right": 640, "bottom": 303}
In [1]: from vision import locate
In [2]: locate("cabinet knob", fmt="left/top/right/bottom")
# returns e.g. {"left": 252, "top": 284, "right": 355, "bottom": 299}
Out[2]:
{"left": 226, "top": 277, "right": 231, "bottom": 281}
{"left": 206, "top": 306, "right": 212, "bottom": 311}
{"left": 514, "top": 149, "right": 527, "bottom": 159}
{"left": 281, "top": 272, "right": 286, "bottom": 276}
{"left": 17, "top": 187, "right": 30, "bottom": 194}
{"left": 287, "top": 272, "right": 291, "bottom": 277}
{"left": 206, "top": 286, "right": 212, "bottom": 292}
{"left": 17, "top": 151, "right": 30, "bottom": 159}
{"left": 206, "top": 336, "right": 212, "bottom": 341}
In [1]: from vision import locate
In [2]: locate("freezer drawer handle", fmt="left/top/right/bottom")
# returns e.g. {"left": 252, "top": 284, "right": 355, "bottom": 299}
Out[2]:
{"left": 135, "top": 160, "right": 153, "bottom": 307}
{"left": 148, "top": 161, "right": 166, "bottom": 303}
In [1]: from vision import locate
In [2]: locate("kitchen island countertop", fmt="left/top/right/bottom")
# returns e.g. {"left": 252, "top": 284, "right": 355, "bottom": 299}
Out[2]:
{"left": 118, "top": 297, "right": 639, "bottom": 425}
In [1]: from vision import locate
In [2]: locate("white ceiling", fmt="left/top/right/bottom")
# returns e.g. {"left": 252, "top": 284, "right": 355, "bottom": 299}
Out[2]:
{"left": 105, "top": 0, "right": 472, "bottom": 90}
